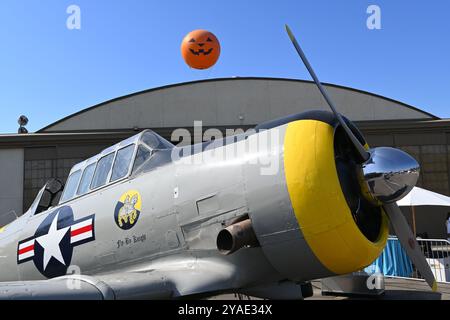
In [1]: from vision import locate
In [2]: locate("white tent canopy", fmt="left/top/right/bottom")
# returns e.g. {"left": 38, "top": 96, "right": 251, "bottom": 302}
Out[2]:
{"left": 397, "top": 186, "right": 450, "bottom": 207}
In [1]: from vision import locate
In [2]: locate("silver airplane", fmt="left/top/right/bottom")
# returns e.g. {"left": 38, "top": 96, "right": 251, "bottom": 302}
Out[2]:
{"left": 0, "top": 26, "right": 437, "bottom": 299}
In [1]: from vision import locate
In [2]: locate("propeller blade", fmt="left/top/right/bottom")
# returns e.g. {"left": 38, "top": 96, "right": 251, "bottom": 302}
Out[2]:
{"left": 285, "top": 24, "right": 370, "bottom": 162}
{"left": 383, "top": 202, "right": 437, "bottom": 291}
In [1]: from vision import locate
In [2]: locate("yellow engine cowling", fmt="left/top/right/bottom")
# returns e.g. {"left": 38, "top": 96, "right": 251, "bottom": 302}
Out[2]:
{"left": 283, "top": 119, "right": 389, "bottom": 275}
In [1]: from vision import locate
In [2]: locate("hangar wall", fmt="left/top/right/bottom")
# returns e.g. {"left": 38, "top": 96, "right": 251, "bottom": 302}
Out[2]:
{"left": 39, "top": 78, "right": 435, "bottom": 133}
{"left": 0, "top": 149, "right": 23, "bottom": 224}
{"left": 0, "top": 78, "right": 448, "bottom": 238}
{"left": 363, "top": 121, "right": 450, "bottom": 197}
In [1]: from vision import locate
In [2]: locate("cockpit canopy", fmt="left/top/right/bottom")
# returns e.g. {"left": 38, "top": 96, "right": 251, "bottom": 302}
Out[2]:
{"left": 58, "top": 130, "right": 173, "bottom": 204}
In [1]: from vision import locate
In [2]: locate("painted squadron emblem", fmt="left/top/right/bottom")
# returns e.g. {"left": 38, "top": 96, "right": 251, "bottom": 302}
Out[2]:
{"left": 114, "top": 190, "right": 142, "bottom": 230}
{"left": 17, "top": 206, "right": 95, "bottom": 278}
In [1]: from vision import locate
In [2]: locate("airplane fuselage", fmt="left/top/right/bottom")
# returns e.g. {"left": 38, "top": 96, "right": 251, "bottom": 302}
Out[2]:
{"left": 0, "top": 113, "right": 388, "bottom": 296}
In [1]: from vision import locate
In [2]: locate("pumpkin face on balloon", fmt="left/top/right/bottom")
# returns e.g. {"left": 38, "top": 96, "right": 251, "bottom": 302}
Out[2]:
{"left": 181, "top": 30, "right": 221, "bottom": 70}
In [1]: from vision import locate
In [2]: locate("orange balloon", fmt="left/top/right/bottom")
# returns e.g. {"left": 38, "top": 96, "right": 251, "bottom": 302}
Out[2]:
{"left": 181, "top": 30, "right": 220, "bottom": 70}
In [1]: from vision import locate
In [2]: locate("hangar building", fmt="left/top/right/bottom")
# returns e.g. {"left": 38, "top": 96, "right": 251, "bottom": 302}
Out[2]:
{"left": 0, "top": 77, "right": 449, "bottom": 237}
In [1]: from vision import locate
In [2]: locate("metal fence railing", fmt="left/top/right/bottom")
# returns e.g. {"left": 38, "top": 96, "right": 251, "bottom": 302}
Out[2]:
{"left": 413, "top": 238, "right": 450, "bottom": 283}
{"left": 363, "top": 237, "right": 450, "bottom": 283}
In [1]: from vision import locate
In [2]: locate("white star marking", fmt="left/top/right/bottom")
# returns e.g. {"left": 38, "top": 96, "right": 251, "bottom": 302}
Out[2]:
{"left": 35, "top": 211, "right": 70, "bottom": 270}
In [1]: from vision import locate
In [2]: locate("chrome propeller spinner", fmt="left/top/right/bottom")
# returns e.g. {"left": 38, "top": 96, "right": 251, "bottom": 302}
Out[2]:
{"left": 360, "top": 147, "right": 420, "bottom": 204}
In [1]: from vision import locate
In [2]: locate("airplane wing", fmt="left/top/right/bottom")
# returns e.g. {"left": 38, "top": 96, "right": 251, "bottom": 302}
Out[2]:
{"left": 0, "top": 257, "right": 238, "bottom": 300}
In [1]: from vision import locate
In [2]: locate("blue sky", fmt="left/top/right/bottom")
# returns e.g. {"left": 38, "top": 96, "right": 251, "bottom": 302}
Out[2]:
{"left": 0, "top": 0, "right": 449, "bottom": 133}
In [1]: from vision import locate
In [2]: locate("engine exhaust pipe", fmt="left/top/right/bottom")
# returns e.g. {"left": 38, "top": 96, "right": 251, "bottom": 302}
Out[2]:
{"left": 217, "top": 219, "right": 259, "bottom": 255}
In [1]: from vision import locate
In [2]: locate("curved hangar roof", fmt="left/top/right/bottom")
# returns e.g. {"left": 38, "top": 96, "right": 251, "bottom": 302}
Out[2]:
{"left": 39, "top": 77, "right": 436, "bottom": 133}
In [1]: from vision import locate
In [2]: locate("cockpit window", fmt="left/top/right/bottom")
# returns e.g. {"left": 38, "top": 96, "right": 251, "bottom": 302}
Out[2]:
{"left": 141, "top": 131, "right": 174, "bottom": 150}
{"left": 77, "top": 163, "right": 96, "bottom": 196}
{"left": 132, "top": 145, "right": 152, "bottom": 173}
{"left": 91, "top": 153, "right": 115, "bottom": 189}
{"left": 59, "top": 170, "right": 82, "bottom": 203}
{"left": 111, "top": 144, "right": 135, "bottom": 182}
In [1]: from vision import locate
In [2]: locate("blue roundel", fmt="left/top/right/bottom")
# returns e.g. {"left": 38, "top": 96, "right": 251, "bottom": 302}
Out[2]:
{"left": 17, "top": 206, "right": 95, "bottom": 279}
{"left": 33, "top": 207, "right": 74, "bottom": 278}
